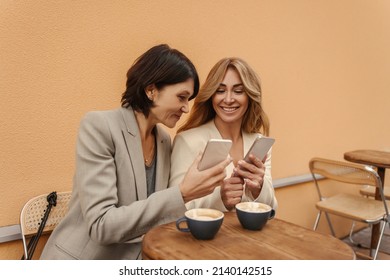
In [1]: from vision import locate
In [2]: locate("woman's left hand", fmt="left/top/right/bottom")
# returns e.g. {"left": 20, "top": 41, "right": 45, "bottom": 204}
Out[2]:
{"left": 234, "top": 154, "right": 266, "bottom": 199}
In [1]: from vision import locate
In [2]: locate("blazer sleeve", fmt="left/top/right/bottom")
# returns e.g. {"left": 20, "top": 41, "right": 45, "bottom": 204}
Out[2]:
{"left": 75, "top": 112, "right": 186, "bottom": 245}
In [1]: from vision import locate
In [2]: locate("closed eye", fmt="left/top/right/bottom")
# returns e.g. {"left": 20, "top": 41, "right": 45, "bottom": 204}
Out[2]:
{"left": 178, "top": 94, "right": 190, "bottom": 102}
{"left": 215, "top": 88, "right": 226, "bottom": 94}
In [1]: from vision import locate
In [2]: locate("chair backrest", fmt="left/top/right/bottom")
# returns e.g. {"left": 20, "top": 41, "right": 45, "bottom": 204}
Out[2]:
{"left": 20, "top": 191, "right": 72, "bottom": 258}
{"left": 309, "top": 157, "right": 381, "bottom": 187}
{"left": 309, "top": 157, "right": 388, "bottom": 213}
{"left": 20, "top": 191, "right": 72, "bottom": 236}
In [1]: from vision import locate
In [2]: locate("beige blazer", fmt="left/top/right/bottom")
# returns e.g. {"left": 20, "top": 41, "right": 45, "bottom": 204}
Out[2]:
{"left": 170, "top": 120, "right": 277, "bottom": 211}
{"left": 40, "top": 107, "right": 186, "bottom": 259}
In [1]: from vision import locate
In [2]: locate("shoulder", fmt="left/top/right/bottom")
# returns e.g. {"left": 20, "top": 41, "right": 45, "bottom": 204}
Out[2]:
{"left": 78, "top": 109, "right": 125, "bottom": 140}
{"left": 176, "top": 121, "right": 216, "bottom": 140}
{"left": 81, "top": 108, "right": 122, "bottom": 125}
{"left": 173, "top": 121, "right": 215, "bottom": 148}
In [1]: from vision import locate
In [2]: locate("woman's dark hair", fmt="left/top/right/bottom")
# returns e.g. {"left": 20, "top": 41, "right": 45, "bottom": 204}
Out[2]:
{"left": 121, "top": 44, "right": 199, "bottom": 116}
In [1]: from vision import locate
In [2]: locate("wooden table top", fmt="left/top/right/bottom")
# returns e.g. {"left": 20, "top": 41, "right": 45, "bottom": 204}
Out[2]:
{"left": 344, "top": 150, "right": 390, "bottom": 169}
{"left": 142, "top": 212, "right": 356, "bottom": 260}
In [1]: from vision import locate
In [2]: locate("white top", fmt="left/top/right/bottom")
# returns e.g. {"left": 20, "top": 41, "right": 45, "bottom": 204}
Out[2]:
{"left": 169, "top": 120, "right": 277, "bottom": 211}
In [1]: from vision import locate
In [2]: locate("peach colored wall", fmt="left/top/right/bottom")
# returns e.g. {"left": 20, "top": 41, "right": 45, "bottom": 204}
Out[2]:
{"left": 1, "top": 0, "right": 390, "bottom": 259}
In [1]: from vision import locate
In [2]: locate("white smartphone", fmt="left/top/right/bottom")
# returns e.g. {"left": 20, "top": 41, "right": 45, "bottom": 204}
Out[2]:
{"left": 244, "top": 136, "right": 275, "bottom": 163}
{"left": 197, "top": 139, "right": 232, "bottom": 171}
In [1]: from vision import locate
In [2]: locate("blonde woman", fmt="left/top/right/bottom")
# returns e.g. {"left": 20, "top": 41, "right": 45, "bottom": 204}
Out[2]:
{"left": 170, "top": 57, "right": 277, "bottom": 211}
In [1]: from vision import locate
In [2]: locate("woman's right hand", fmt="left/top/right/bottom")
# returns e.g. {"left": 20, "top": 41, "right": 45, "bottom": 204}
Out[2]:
{"left": 179, "top": 153, "right": 232, "bottom": 203}
{"left": 220, "top": 174, "right": 244, "bottom": 210}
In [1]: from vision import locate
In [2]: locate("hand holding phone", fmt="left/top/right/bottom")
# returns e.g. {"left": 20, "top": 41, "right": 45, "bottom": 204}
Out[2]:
{"left": 198, "top": 139, "right": 232, "bottom": 171}
{"left": 244, "top": 136, "right": 275, "bottom": 163}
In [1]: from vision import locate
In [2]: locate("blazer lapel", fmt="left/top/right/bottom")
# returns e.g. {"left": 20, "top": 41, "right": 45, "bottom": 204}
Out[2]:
{"left": 120, "top": 107, "right": 147, "bottom": 200}
{"left": 242, "top": 131, "right": 259, "bottom": 156}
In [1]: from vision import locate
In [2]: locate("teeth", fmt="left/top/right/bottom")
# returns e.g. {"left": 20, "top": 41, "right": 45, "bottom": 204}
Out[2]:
{"left": 222, "top": 107, "right": 237, "bottom": 112}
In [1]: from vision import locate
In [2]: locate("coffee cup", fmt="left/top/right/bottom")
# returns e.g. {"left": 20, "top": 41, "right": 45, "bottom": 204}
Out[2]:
{"left": 235, "top": 202, "right": 275, "bottom": 230}
{"left": 176, "top": 208, "right": 224, "bottom": 240}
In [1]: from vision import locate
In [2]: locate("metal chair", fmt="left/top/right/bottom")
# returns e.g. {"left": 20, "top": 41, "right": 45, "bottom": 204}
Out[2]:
{"left": 20, "top": 191, "right": 72, "bottom": 259}
{"left": 346, "top": 186, "right": 390, "bottom": 247}
{"left": 309, "top": 157, "right": 389, "bottom": 260}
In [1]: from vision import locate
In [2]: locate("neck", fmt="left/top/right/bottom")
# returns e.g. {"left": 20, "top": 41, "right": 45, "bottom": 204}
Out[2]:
{"left": 134, "top": 111, "right": 155, "bottom": 140}
{"left": 134, "top": 111, "right": 156, "bottom": 166}
{"left": 214, "top": 118, "right": 242, "bottom": 142}
{"left": 214, "top": 117, "right": 243, "bottom": 166}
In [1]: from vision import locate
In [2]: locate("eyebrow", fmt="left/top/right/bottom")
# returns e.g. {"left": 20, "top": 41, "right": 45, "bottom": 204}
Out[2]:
{"left": 219, "top": 83, "right": 244, "bottom": 87}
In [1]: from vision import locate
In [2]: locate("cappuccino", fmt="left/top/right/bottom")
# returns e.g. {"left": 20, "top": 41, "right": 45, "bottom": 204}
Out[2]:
{"left": 176, "top": 208, "right": 224, "bottom": 240}
{"left": 187, "top": 209, "right": 223, "bottom": 220}
{"left": 237, "top": 203, "right": 271, "bottom": 213}
{"left": 194, "top": 215, "right": 215, "bottom": 221}
{"left": 235, "top": 202, "right": 275, "bottom": 230}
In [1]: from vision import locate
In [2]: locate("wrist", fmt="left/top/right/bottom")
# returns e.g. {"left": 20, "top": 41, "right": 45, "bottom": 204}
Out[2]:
{"left": 179, "top": 182, "right": 189, "bottom": 203}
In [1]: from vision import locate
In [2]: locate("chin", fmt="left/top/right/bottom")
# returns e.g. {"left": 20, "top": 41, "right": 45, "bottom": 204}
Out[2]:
{"left": 164, "top": 121, "right": 177, "bottom": 128}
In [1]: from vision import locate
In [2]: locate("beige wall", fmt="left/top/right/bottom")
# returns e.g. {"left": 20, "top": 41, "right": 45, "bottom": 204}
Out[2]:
{"left": 1, "top": 0, "right": 390, "bottom": 259}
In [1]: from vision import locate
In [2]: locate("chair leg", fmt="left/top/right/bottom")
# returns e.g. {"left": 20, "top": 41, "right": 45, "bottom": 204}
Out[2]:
{"left": 372, "top": 221, "right": 387, "bottom": 260}
{"left": 324, "top": 212, "right": 336, "bottom": 236}
{"left": 384, "top": 222, "right": 390, "bottom": 237}
{"left": 348, "top": 222, "right": 361, "bottom": 246}
{"left": 313, "top": 211, "right": 322, "bottom": 231}
{"left": 22, "top": 236, "right": 28, "bottom": 260}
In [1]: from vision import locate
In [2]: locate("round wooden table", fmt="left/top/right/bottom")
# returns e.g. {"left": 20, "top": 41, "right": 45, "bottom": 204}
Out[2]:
{"left": 142, "top": 212, "right": 356, "bottom": 260}
{"left": 344, "top": 150, "right": 390, "bottom": 169}
{"left": 344, "top": 149, "right": 390, "bottom": 258}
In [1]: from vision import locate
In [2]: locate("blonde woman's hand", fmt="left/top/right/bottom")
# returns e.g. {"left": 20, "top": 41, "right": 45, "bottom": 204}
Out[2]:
{"left": 234, "top": 154, "right": 266, "bottom": 199}
{"left": 220, "top": 174, "right": 244, "bottom": 210}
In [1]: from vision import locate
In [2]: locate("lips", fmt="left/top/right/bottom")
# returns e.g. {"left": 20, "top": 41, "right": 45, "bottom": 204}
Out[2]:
{"left": 173, "top": 113, "right": 182, "bottom": 120}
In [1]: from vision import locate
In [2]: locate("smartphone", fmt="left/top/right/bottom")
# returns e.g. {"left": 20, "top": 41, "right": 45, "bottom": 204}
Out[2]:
{"left": 244, "top": 136, "right": 275, "bottom": 163}
{"left": 197, "top": 139, "right": 233, "bottom": 171}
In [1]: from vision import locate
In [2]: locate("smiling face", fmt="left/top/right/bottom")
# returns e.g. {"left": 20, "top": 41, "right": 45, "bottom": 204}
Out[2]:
{"left": 148, "top": 78, "right": 194, "bottom": 128}
{"left": 212, "top": 67, "right": 249, "bottom": 127}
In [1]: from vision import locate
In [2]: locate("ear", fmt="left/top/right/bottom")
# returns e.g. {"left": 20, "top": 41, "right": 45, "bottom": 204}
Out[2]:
{"left": 145, "top": 84, "right": 156, "bottom": 101}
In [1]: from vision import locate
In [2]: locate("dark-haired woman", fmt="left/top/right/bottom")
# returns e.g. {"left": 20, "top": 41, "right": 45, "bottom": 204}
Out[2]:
{"left": 40, "top": 44, "right": 231, "bottom": 260}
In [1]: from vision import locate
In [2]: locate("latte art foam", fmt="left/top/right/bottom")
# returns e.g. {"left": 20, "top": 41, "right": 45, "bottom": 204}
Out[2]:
{"left": 194, "top": 215, "right": 215, "bottom": 221}
{"left": 237, "top": 203, "right": 271, "bottom": 213}
{"left": 187, "top": 209, "right": 223, "bottom": 220}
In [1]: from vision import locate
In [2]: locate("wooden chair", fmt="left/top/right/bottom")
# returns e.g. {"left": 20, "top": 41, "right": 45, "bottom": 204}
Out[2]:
{"left": 20, "top": 191, "right": 72, "bottom": 259}
{"left": 360, "top": 185, "right": 390, "bottom": 200}
{"left": 309, "top": 157, "right": 389, "bottom": 260}
{"left": 347, "top": 186, "right": 390, "bottom": 247}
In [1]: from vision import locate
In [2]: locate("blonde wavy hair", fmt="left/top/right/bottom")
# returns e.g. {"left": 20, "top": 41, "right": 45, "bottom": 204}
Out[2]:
{"left": 178, "top": 57, "right": 270, "bottom": 135}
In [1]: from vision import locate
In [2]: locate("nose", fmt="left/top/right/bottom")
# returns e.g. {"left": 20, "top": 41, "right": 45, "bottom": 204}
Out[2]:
{"left": 181, "top": 101, "right": 189, "bottom": 113}
{"left": 224, "top": 90, "right": 234, "bottom": 103}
